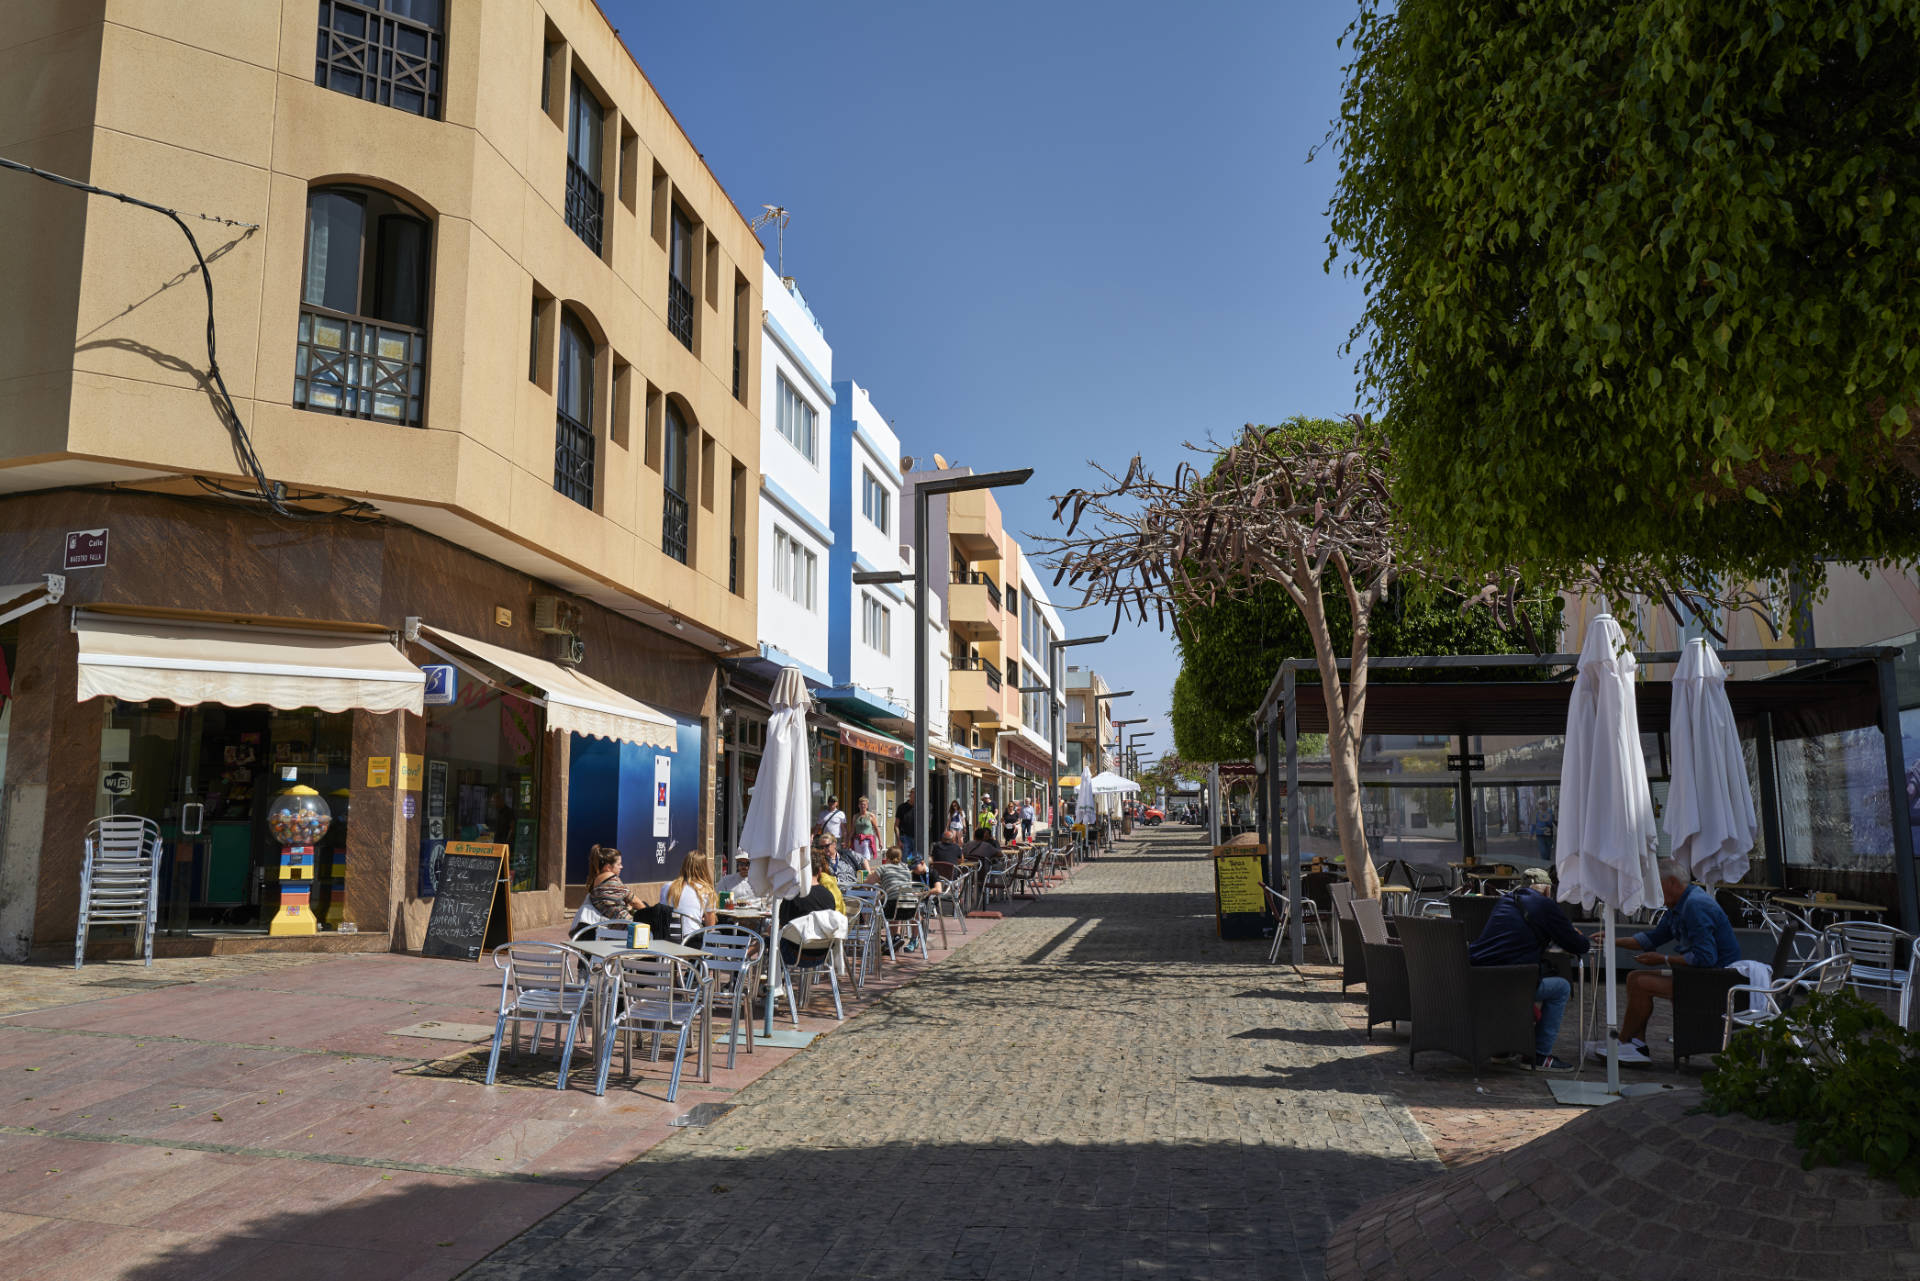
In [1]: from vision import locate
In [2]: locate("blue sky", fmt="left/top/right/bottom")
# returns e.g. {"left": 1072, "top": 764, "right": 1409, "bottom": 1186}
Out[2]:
{"left": 608, "top": 0, "right": 1370, "bottom": 767}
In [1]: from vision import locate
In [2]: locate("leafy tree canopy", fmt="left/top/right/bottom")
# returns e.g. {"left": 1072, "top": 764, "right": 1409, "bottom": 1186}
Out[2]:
{"left": 1171, "top": 575, "right": 1554, "bottom": 762}
{"left": 1327, "top": 1, "right": 1920, "bottom": 598}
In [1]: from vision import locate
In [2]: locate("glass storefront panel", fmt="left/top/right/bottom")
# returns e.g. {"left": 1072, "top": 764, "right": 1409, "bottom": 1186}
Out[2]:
{"left": 1777, "top": 726, "right": 1894, "bottom": 873}
{"left": 423, "top": 682, "right": 542, "bottom": 892}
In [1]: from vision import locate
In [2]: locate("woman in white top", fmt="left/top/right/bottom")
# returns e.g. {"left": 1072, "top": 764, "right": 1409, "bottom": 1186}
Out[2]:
{"left": 659, "top": 853, "right": 719, "bottom": 942}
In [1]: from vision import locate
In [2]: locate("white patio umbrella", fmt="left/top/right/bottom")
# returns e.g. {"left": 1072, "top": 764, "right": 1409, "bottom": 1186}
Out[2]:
{"left": 738, "top": 666, "right": 813, "bottom": 1034}
{"left": 1665, "top": 638, "right": 1757, "bottom": 887}
{"left": 1074, "top": 772, "right": 1098, "bottom": 847}
{"left": 1088, "top": 770, "right": 1139, "bottom": 794}
{"left": 1555, "top": 613, "right": 1662, "bottom": 1099}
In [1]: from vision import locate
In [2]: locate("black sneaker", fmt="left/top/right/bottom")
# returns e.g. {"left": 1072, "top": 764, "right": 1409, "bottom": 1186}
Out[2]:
{"left": 1533, "top": 1054, "right": 1575, "bottom": 1072}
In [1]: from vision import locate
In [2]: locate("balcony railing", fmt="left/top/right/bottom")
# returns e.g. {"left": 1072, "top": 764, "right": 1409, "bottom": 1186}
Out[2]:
{"left": 667, "top": 276, "right": 694, "bottom": 349}
{"left": 951, "top": 569, "right": 1002, "bottom": 611}
{"left": 729, "top": 531, "right": 740, "bottom": 594}
{"left": 952, "top": 654, "right": 1003, "bottom": 691}
{"left": 732, "top": 345, "right": 744, "bottom": 400}
{"left": 565, "top": 158, "right": 604, "bottom": 256}
{"left": 295, "top": 305, "right": 425, "bottom": 425}
{"left": 663, "top": 488, "right": 689, "bottom": 564}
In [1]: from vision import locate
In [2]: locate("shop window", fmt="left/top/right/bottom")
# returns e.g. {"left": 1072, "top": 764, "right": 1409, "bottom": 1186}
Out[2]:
{"left": 316, "top": 0, "right": 445, "bottom": 120}
{"left": 296, "top": 186, "right": 431, "bottom": 426}
{"left": 422, "top": 682, "right": 543, "bottom": 892}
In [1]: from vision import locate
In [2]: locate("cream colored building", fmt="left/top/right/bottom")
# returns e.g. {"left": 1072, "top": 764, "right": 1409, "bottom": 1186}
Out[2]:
{"left": 0, "top": 0, "right": 765, "bottom": 959}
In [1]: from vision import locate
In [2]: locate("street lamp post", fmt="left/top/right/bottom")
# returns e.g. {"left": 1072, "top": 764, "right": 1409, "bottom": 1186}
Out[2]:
{"left": 898, "top": 469, "right": 1032, "bottom": 867}
{"left": 1090, "top": 690, "right": 1132, "bottom": 776}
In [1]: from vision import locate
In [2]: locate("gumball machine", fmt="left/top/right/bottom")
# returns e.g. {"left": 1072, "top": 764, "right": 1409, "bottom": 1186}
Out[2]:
{"left": 267, "top": 785, "right": 332, "bottom": 936}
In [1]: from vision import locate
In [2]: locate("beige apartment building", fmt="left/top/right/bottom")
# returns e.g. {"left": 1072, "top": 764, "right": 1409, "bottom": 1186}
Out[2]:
{"left": 0, "top": 1, "right": 765, "bottom": 959}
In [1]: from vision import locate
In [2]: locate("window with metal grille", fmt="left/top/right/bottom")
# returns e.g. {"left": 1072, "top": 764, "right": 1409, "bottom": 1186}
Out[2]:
{"left": 662, "top": 400, "right": 690, "bottom": 562}
{"left": 775, "top": 373, "right": 817, "bottom": 462}
{"left": 554, "top": 310, "right": 595, "bottom": 507}
{"left": 295, "top": 186, "right": 430, "bottom": 425}
{"left": 315, "top": 0, "right": 444, "bottom": 119}
{"left": 861, "top": 468, "right": 890, "bottom": 534}
{"left": 667, "top": 206, "right": 695, "bottom": 348}
{"left": 565, "top": 76, "right": 604, "bottom": 255}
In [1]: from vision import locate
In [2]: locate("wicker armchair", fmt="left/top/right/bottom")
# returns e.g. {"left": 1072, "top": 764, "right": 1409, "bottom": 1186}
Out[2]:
{"left": 1355, "top": 900, "right": 1411, "bottom": 1038}
{"left": 1446, "top": 893, "right": 1500, "bottom": 942}
{"left": 1397, "top": 915, "right": 1537, "bottom": 1070}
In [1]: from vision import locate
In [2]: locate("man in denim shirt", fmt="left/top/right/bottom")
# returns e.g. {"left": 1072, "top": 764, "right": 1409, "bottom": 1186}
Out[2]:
{"left": 1592, "top": 859, "right": 1740, "bottom": 1064}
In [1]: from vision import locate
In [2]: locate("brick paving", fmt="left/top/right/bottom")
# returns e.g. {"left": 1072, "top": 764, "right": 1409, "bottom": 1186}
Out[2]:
{"left": 459, "top": 827, "right": 1441, "bottom": 1281}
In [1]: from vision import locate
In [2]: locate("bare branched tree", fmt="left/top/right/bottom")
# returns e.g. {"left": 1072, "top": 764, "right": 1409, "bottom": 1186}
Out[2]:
{"left": 1038, "top": 416, "right": 1550, "bottom": 898}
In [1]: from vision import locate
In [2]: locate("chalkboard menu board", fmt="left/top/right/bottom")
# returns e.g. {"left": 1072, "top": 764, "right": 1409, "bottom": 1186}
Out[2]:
{"left": 420, "top": 843, "right": 512, "bottom": 961}
{"left": 1212, "top": 844, "right": 1272, "bottom": 941}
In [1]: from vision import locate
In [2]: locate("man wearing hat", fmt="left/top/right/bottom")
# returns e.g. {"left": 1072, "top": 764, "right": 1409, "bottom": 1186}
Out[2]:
{"left": 716, "top": 853, "right": 752, "bottom": 898}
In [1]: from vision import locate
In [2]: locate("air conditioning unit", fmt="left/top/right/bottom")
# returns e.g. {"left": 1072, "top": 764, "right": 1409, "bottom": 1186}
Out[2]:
{"left": 555, "top": 635, "right": 586, "bottom": 665}
{"left": 532, "top": 596, "right": 582, "bottom": 635}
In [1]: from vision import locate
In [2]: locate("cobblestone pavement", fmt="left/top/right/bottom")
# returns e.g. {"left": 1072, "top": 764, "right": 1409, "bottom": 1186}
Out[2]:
{"left": 460, "top": 828, "right": 1441, "bottom": 1281}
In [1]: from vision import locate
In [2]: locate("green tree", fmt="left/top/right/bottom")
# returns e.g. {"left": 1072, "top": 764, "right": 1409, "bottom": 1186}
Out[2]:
{"left": 1171, "top": 579, "right": 1550, "bottom": 762}
{"left": 1327, "top": 2, "right": 1920, "bottom": 600}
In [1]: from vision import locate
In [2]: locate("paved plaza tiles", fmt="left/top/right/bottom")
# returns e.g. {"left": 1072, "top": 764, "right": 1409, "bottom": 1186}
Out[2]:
{"left": 0, "top": 829, "right": 1443, "bottom": 1279}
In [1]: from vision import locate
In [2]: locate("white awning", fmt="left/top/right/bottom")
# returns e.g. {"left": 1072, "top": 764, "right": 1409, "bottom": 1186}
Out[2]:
{"left": 0, "top": 575, "right": 65, "bottom": 628}
{"left": 415, "top": 623, "right": 676, "bottom": 750}
{"left": 75, "top": 613, "right": 424, "bottom": 714}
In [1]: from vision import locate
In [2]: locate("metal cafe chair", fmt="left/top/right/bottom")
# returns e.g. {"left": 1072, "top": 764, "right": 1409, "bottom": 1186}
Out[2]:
{"left": 1723, "top": 953, "right": 1853, "bottom": 1049}
{"left": 1823, "top": 921, "right": 1913, "bottom": 1001}
{"left": 1261, "top": 883, "right": 1330, "bottom": 963}
{"left": 485, "top": 942, "right": 593, "bottom": 1090}
{"left": 592, "top": 952, "right": 708, "bottom": 1101}
{"left": 696, "top": 925, "right": 764, "bottom": 1069}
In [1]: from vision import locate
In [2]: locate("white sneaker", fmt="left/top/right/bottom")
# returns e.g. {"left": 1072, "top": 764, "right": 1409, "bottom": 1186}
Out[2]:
{"left": 1615, "top": 1042, "right": 1652, "bottom": 1064}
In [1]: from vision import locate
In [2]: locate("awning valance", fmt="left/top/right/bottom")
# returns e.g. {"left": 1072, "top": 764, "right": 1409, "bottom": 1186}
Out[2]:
{"left": 415, "top": 623, "right": 676, "bottom": 750}
{"left": 75, "top": 613, "right": 423, "bottom": 714}
{"left": 834, "top": 719, "right": 912, "bottom": 764}
{"left": 931, "top": 743, "right": 981, "bottom": 777}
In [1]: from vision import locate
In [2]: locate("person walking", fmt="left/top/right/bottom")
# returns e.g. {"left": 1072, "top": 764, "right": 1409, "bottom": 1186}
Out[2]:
{"left": 849, "top": 795, "right": 880, "bottom": 868}
{"left": 1019, "top": 798, "right": 1036, "bottom": 844}
{"left": 818, "top": 795, "right": 847, "bottom": 845}
{"left": 1001, "top": 801, "right": 1021, "bottom": 847}
{"left": 896, "top": 789, "right": 918, "bottom": 861}
{"left": 946, "top": 798, "right": 967, "bottom": 839}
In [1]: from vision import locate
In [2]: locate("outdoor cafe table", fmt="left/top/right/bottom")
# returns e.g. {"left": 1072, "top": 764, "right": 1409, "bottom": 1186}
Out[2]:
{"left": 1772, "top": 895, "right": 1889, "bottom": 923}
{"left": 571, "top": 937, "right": 715, "bottom": 1084}
{"left": 1378, "top": 882, "right": 1414, "bottom": 915}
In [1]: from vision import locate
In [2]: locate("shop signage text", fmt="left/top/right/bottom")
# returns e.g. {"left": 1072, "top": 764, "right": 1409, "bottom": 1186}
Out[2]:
{"left": 366, "top": 756, "right": 391, "bottom": 788}
{"left": 839, "top": 728, "right": 904, "bottom": 761}
{"left": 101, "top": 770, "right": 133, "bottom": 796}
{"left": 422, "top": 664, "right": 456, "bottom": 705}
{"left": 397, "top": 753, "right": 423, "bottom": 791}
{"left": 1446, "top": 753, "right": 1486, "bottom": 770}
{"left": 64, "top": 528, "right": 108, "bottom": 569}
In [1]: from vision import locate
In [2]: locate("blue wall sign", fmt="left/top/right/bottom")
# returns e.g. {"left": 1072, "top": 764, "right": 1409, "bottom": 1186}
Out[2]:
{"left": 421, "top": 664, "right": 457, "bottom": 706}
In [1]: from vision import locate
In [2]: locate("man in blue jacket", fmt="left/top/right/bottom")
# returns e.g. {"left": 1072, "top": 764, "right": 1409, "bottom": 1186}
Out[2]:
{"left": 1593, "top": 860, "right": 1740, "bottom": 1064}
{"left": 1468, "top": 877, "right": 1590, "bottom": 1070}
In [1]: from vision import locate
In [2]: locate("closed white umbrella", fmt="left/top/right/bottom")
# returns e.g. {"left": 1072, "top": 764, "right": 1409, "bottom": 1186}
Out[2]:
{"left": 1665, "top": 638, "right": 1756, "bottom": 887}
{"left": 738, "top": 666, "right": 813, "bottom": 1035}
{"left": 1555, "top": 614, "right": 1661, "bottom": 1099}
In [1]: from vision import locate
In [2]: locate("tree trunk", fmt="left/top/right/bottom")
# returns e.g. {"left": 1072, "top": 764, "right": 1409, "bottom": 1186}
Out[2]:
{"left": 1296, "top": 582, "right": 1383, "bottom": 898}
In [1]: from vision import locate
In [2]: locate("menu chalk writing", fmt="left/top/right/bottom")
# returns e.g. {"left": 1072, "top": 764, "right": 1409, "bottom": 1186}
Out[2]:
{"left": 1212, "top": 845, "right": 1273, "bottom": 941}
{"left": 420, "top": 843, "right": 512, "bottom": 961}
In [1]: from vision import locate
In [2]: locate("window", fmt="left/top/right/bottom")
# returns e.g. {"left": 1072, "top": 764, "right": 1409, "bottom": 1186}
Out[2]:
{"left": 316, "top": 0, "right": 444, "bottom": 119}
{"left": 566, "top": 76, "right": 605, "bottom": 255}
{"left": 862, "top": 594, "right": 891, "bottom": 656}
{"left": 296, "top": 186, "right": 430, "bottom": 425}
{"left": 553, "top": 309, "right": 594, "bottom": 507}
{"left": 775, "top": 373, "right": 817, "bottom": 462}
{"left": 667, "top": 206, "right": 694, "bottom": 348}
{"left": 732, "top": 271, "right": 750, "bottom": 402}
{"left": 1007, "top": 586, "right": 1019, "bottom": 617}
{"left": 861, "top": 468, "right": 891, "bottom": 534}
{"left": 662, "top": 401, "right": 690, "bottom": 563}
{"left": 772, "top": 528, "right": 817, "bottom": 611}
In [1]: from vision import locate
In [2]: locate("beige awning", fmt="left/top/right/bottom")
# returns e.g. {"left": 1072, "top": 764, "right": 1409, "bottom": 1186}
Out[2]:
{"left": 75, "top": 613, "right": 424, "bottom": 714}
{"left": 931, "top": 743, "right": 982, "bottom": 777}
{"left": 415, "top": 623, "right": 676, "bottom": 750}
{"left": 0, "top": 575, "right": 65, "bottom": 627}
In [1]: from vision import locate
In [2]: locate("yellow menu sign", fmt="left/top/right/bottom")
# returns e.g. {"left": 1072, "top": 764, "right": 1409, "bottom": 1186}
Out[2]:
{"left": 1214, "top": 855, "right": 1265, "bottom": 915}
{"left": 366, "top": 756, "right": 391, "bottom": 788}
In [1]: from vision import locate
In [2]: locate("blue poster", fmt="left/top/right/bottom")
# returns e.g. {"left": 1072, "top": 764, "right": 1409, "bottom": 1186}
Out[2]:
{"left": 566, "top": 715, "right": 703, "bottom": 884}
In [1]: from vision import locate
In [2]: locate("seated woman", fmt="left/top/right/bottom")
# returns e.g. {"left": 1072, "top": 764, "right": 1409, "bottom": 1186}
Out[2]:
{"left": 582, "top": 844, "right": 645, "bottom": 930}
{"left": 812, "top": 837, "right": 849, "bottom": 915}
{"left": 659, "top": 851, "right": 720, "bottom": 944}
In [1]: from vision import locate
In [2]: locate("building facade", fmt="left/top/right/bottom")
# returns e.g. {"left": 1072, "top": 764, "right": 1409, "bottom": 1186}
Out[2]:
{"left": 0, "top": 0, "right": 763, "bottom": 958}
{"left": 1065, "top": 666, "right": 1113, "bottom": 785}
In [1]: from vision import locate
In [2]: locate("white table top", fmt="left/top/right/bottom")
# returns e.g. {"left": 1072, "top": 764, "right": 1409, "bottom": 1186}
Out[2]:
{"left": 572, "top": 938, "right": 709, "bottom": 960}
